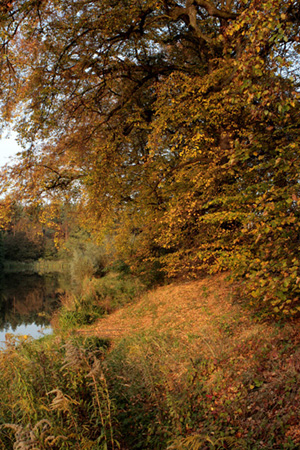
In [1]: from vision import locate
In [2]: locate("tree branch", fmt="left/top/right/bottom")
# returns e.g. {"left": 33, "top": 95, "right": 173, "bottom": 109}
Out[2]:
{"left": 168, "top": 0, "right": 238, "bottom": 43}
{"left": 193, "top": 0, "right": 238, "bottom": 20}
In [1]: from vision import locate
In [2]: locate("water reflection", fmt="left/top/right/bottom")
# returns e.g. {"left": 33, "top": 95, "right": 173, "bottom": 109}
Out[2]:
{"left": 0, "top": 272, "right": 69, "bottom": 346}
{"left": 2, "top": 324, "right": 52, "bottom": 347}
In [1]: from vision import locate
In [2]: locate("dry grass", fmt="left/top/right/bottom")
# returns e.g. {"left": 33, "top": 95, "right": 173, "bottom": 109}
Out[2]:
{"left": 78, "top": 273, "right": 274, "bottom": 354}
{"left": 77, "top": 272, "right": 300, "bottom": 449}
{"left": 79, "top": 273, "right": 234, "bottom": 335}
{"left": 78, "top": 272, "right": 300, "bottom": 377}
{"left": 78, "top": 273, "right": 300, "bottom": 386}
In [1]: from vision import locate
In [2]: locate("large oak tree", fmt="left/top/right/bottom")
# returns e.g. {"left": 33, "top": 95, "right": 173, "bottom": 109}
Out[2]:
{"left": 0, "top": 0, "right": 300, "bottom": 315}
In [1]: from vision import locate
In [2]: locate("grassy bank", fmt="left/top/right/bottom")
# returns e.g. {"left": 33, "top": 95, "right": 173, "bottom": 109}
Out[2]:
{"left": 1, "top": 273, "right": 300, "bottom": 449}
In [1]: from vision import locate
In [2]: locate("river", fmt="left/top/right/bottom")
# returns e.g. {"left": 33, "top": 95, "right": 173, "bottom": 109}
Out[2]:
{"left": 0, "top": 272, "right": 70, "bottom": 348}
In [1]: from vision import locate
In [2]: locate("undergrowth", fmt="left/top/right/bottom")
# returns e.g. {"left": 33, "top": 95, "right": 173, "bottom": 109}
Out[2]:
{"left": 0, "top": 334, "right": 116, "bottom": 450}
{"left": 58, "top": 272, "right": 144, "bottom": 330}
{"left": 104, "top": 325, "right": 300, "bottom": 449}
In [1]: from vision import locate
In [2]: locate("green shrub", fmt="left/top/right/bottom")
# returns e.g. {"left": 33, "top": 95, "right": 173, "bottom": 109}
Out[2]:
{"left": 58, "top": 272, "right": 145, "bottom": 330}
{"left": 82, "top": 273, "right": 144, "bottom": 311}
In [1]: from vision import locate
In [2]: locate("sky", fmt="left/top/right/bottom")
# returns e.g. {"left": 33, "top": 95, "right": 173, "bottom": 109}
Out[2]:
{"left": 0, "top": 133, "right": 22, "bottom": 168}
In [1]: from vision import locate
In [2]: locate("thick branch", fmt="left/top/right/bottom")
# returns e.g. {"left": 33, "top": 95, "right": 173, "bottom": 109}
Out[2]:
{"left": 193, "top": 0, "right": 238, "bottom": 19}
{"left": 169, "top": 5, "right": 211, "bottom": 43}
{"left": 168, "top": 0, "right": 237, "bottom": 43}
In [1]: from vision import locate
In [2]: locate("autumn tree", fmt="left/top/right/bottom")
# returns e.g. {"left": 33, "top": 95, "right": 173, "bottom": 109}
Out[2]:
{"left": 0, "top": 0, "right": 300, "bottom": 315}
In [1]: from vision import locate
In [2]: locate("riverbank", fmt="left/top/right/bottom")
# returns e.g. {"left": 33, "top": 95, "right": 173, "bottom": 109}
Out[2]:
{"left": 1, "top": 273, "right": 300, "bottom": 449}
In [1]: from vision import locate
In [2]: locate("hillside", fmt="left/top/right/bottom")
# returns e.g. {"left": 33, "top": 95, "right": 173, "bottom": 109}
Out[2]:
{"left": 77, "top": 273, "right": 300, "bottom": 449}
{"left": 80, "top": 273, "right": 242, "bottom": 340}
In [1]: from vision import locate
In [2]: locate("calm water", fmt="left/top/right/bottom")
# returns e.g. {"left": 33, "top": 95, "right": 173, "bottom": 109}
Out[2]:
{"left": 0, "top": 272, "right": 69, "bottom": 348}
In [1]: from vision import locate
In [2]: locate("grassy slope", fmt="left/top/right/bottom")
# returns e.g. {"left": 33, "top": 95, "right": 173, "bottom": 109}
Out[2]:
{"left": 79, "top": 273, "right": 300, "bottom": 449}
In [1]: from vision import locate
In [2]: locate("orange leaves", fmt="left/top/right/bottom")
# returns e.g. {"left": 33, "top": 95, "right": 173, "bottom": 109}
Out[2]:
{"left": 0, "top": 198, "right": 13, "bottom": 230}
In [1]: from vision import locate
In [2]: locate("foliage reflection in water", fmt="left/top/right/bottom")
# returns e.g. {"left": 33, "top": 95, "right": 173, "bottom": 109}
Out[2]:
{"left": 0, "top": 272, "right": 70, "bottom": 347}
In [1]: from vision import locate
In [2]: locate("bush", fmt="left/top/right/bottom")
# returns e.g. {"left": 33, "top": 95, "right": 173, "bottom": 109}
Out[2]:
{"left": 58, "top": 272, "right": 145, "bottom": 330}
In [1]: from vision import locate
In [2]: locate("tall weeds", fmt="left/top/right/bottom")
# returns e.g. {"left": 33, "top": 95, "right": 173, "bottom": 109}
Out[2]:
{"left": 0, "top": 335, "right": 118, "bottom": 450}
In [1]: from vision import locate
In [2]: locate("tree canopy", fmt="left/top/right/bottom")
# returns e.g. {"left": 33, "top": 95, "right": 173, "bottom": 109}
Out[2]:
{"left": 0, "top": 0, "right": 300, "bottom": 315}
